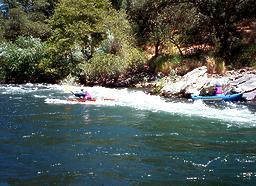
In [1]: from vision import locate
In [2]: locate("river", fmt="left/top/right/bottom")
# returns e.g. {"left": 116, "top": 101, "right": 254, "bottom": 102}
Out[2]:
{"left": 0, "top": 84, "right": 256, "bottom": 185}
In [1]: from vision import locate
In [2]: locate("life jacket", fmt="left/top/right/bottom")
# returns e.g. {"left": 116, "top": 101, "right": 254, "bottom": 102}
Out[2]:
{"left": 215, "top": 86, "right": 223, "bottom": 94}
{"left": 85, "top": 92, "right": 92, "bottom": 100}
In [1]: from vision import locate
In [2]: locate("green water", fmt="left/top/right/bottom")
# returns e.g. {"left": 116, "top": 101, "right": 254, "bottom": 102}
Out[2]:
{"left": 0, "top": 84, "right": 256, "bottom": 185}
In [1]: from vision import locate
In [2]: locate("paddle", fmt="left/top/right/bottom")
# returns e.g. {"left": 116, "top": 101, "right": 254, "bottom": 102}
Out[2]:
{"left": 241, "top": 87, "right": 256, "bottom": 94}
{"left": 70, "top": 91, "right": 75, "bottom": 95}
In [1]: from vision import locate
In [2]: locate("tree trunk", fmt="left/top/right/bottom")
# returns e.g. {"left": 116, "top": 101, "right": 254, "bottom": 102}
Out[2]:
{"left": 154, "top": 40, "right": 161, "bottom": 57}
{"left": 169, "top": 38, "right": 183, "bottom": 57}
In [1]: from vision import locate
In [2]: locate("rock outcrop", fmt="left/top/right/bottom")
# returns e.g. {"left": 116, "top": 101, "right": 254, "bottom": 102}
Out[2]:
{"left": 160, "top": 66, "right": 256, "bottom": 101}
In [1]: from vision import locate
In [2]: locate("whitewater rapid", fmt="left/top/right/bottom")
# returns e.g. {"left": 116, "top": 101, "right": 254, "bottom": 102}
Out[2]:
{"left": 1, "top": 84, "right": 256, "bottom": 126}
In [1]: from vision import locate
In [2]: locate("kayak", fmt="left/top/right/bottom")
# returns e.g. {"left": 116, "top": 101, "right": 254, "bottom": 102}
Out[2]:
{"left": 67, "top": 98, "right": 115, "bottom": 103}
{"left": 45, "top": 97, "right": 115, "bottom": 105}
{"left": 191, "top": 93, "right": 243, "bottom": 101}
{"left": 67, "top": 98, "right": 96, "bottom": 102}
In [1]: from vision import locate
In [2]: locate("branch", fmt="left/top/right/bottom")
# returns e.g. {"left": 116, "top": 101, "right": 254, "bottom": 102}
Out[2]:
{"left": 242, "top": 87, "right": 256, "bottom": 94}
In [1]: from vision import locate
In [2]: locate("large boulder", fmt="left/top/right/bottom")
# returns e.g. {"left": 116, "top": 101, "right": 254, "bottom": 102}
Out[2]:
{"left": 161, "top": 66, "right": 208, "bottom": 96}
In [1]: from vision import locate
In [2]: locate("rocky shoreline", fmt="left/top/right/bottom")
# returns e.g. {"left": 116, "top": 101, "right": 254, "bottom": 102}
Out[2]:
{"left": 135, "top": 66, "right": 256, "bottom": 101}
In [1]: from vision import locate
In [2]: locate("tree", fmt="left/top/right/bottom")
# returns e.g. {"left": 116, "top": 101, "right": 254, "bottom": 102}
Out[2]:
{"left": 0, "top": 17, "right": 5, "bottom": 41}
{"left": 0, "top": 36, "right": 46, "bottom": 83}
{"left": 1, "top": 0, "right": 52, "bottom": 41}
{"left": 129, "top": 0, "right": 197, "bottom": 57}
{"left": 187, "top": 0, "right": 256, "bottom": 64}
{"left": 49, "top": 0, "right": 111, "bottom": 60}
{"left": 78, "top": 9, "right": 146, "bottom": 85}
{"left": 49, "top": 0, "right": 146, "bottom": 85}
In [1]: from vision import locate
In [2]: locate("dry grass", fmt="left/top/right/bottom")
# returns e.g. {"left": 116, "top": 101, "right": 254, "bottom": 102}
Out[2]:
{"left": 206, "top": 56, "right": 226, "bottom": 74}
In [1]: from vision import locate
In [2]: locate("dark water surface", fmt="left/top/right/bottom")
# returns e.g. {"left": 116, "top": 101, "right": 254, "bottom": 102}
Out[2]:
{"left": 0, "top": 84, "right": 256, "bottom": 185}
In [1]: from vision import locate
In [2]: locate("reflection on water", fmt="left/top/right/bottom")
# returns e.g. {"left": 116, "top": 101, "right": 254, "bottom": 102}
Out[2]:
{"left": 0, "top": 84, "right": 256, "bottom": 185}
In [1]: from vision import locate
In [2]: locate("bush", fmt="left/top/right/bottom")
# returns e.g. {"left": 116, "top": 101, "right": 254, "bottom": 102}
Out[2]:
{"left": 79, "top": 47, "right": 146, "bottom": 85}
{"left": 0, "top": 36, "right": 46, "bottom": 83}
{"left": 80, "top": 53, "right": 124, "bottom": 84}
{"left": 150, "top": 54, "right": 181, "bottom": 75}
{"left": 206, "top": 56, "right": 226, "bottom": 74}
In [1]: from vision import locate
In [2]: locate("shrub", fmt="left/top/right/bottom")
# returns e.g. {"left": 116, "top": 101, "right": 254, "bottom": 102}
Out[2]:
{"left": 80, "top": 53, "right": 124, "bottom": 84}
{"left": 151, "top": 54, "right": 181, "bottom": 75}
{"left": 206, "top": 56, "right": 226, "bottom": 74}
{"left": 79, "top": 47, "right": 146, "bottom": 85}
{"left": 0, "top": 36, "right": 46, "bottom": 83}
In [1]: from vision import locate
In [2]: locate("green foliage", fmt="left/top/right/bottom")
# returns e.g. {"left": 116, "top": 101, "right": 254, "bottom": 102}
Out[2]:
{"left": 3, "top": 7, "right": 28, "bottom": 41}
{"left": 50, "top": 1, "right": 146, "bottom": 85}
{"left": 0, "top": 18, "right": 5, "bottom": 42}
{"left": 153, "top": 77, "right": 166, "bottom": 94}
{"left": 111, "top": 0, "right": 147, "bottom": 11}
{"left": 44, "top": 0, "right": 117, "bottom": 82}
{"left": 80, "top": 53, "right": 124, "bottom": 84}
{"left": 0, "top": 36, "right": 46, "bottom": 83}
{"left": 129, "top": 0, "right": 197, "bottom": 57}
{"left": 188, "top": 0, "right": 256, "bottom": 64}
{"left": 0, "top": 0, "right": 255, "bottom": 85}
{"left": 49, "top": 0, "right": 112, "bottom": 59}
{"left": 79, "top": 47, "right": 146, "bottom": 85}
{"left": 2, "top": 4, "right": 51, "bottom": 41}
{"left": 79, "top": 8, "right": 146, "bottom": 85}
{"left": 35, "top": 41, "right": 79, "bottom": 83}
{"left": 129, "top": 0, "right": 256, "bottom": 67}
{"left": 150, "top": 55, "right": 181, "bottom": 75}
{"left": 123, "top": 47, "right": 146, "bottom": 73}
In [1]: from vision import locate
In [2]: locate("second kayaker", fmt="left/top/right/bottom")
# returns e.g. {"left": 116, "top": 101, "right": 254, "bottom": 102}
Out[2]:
{"left": 215, "top": 83, "right": 224, "bottom": 95}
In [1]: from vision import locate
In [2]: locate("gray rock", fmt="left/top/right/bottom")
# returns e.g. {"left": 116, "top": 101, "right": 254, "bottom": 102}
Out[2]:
{"left": 161, "top": 66, "right": 208, "bottom": 96}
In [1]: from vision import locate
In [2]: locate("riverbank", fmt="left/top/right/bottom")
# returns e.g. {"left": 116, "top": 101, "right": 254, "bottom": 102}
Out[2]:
{"left": 134, "top": 66, "right": 256, "bottom": 101}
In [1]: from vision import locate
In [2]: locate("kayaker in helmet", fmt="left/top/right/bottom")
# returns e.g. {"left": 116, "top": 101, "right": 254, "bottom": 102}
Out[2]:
{"left": 74, "top": 89, "right": 92, "bottom": 100}
{"left": 215, "top": 83, "right": 223, "bottom": 95}
{"left": 83, "top": 90, "right": 92, "bottom": 100}
{"left": 81, "top": 89, "right": 92, "bottom": 100}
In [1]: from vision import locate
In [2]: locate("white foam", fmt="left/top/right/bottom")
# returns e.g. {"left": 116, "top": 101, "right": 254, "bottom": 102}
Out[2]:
{"left": 34, "top": 95, "right": 47, "bottom": 98}
{"left": 58, "top": 86, "right": 256, "bottom": 126}
{"left": 1, "top": 84, "right": 256, "bottom": 126}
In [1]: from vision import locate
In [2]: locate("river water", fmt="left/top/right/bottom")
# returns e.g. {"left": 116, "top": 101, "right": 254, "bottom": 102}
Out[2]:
{"left": 0, "top": 84, "right": 256, "bottom": 185}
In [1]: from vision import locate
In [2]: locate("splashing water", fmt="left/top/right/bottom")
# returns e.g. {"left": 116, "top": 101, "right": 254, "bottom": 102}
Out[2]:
{"left": 1, "top": 84, "right": 256, "bottom": 126}
{"left": 47, "top": 85, "right": 256, "bottom": 126}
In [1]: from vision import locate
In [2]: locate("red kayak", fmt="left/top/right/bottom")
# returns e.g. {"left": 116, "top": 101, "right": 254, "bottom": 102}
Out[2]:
{"left": 67, "top": 98, "right": 115, "bottom": 102}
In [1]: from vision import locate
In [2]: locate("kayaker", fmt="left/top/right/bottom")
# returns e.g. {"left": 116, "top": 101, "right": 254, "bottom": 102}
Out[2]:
{"left": 74, "top": 89, "right": 92, "bottom": 100}
{"left": 80, "top": 89, "right": 92, "bottom": 100}
{"left": 215, "top": 83, "right": 223, "bottom": 95}
{"left": 83, "top": 91, "right": 92, "bottom": 100}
